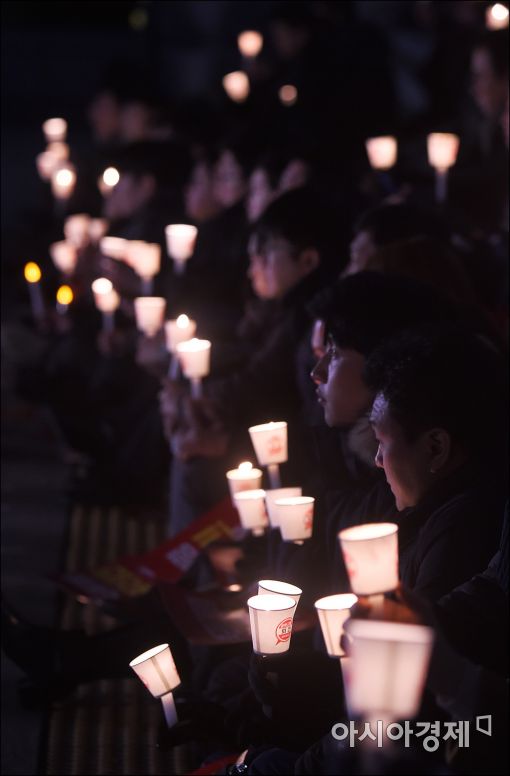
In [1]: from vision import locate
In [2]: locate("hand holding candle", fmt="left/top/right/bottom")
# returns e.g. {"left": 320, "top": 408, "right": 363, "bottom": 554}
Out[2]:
{"left": 426, "top": 133, "right": 459, "bottom": 204}
{"left": 165, "top": 224, "right": 197, "bottom": 274}
{"left": 129, "top": 643, "right": 181, "bottom": 728}
{"left": 176, "top": 338, "right": 211, "bottom": 398}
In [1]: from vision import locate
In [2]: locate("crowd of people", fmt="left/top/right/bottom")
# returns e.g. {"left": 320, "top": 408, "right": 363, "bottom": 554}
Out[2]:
{"left": 2, "top": 2, "right": 509, "bottom": 774}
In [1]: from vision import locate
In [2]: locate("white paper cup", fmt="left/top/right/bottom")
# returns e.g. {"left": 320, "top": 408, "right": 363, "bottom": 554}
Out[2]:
{"left": 176, "top": 338, "right": 211, "bottom": 379}
{"left": 258, "top": 579, "right": 302, "bottom": 605}
{"left": 275, "top": 496, "right": 314, "bottom": 542}
{"left": 226, "top": 464, "right": 263, "bottom": 501}
{"left": 129, "top": 643, "right": 181, "bottom": 698}
{"left": 233, "top": 489, "right": 268, "bottom": 535}
{"left": 248, "top": 593, "right": 297, "bottom": 655}
{"left": 91, "top": 278, "right": 120, "bottom": 313}
{"left": 50, "top": 241, "right": 78, "bottom": 274}
{"left": 248, "top": 421, "right": 287, "bottom": 466}
{"left": 365, "top": 136, "right": 397, "bottom": 170}
{"left": 427, "top": 133, "right": 459, "bottom": 170}
{"left": 100, "top": 236, "right": 127, "bottom": 260}
{"left": 338, "top": 522, "right": 399, "bottom": 595}
{"left": 134, "top": 297, "right": 166, "bottom": 337}
{"left": 165, "top": 224, "right": 197, "bottom": 262}
{"left": 314, "top": 594, "right": 358, "bottom": 657}
{"left": 164, "top": 316, "right": 197, "bottom": 353}
{"left": 265, "top": 487, "right": 302, "bottom": 528}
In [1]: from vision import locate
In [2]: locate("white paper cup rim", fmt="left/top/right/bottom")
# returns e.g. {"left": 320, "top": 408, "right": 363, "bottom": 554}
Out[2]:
{"left": 234, "top": 489, "right": 266, "bottom": 501}
{"left": 274, "top": 496, "right": 314, "bottom": 506}
{"left": 339, "top": 522, "right": 398, "bottom": 542}
{"left": 258, "top": 580, "right": 302, "bottom": 596}
{"left": 345, "top": 618, "right": 434, "bottom": 644}
{"left": 129, "top": 643, "right": 170, "bottom": 667}
{"left": 248, "top": 594, "right": 296, "bottom": 611}
{"left": 315, "top": 593, "right": 358, "bottom": 611}
{"left": 248, "top": 421, "right": 287, "bottom": 433}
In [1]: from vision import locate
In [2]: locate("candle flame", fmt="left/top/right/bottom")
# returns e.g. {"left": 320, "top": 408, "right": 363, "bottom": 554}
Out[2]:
{"left": 176, "top": 314, "right": 190, "bottom": 328}
{"left": 488, "top": 3, "right": 509, "bottom": 25}
{"left": 55, "top": 167, "right": 75, "bottom": 186}
{"left": 238, "top": 30, "right": 263, "bottom": 58}
{"left": 24, "top": 262, "right": 41, "bottom": 283}
{"left": 239, "top": 462, "right": 253, "bottom": 471}
{"left": 102, "top": 167, "right": 120, "bottom": 187}
{"left": 91, "top": 277, "right": 113, "bottom": 295}
{"left": 56, "top": 285, "right": 73, "bottom": 305}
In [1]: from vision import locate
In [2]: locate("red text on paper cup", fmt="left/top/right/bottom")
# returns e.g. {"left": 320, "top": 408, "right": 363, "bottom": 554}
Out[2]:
{"left": 267, "top": 436, "right": 283, "bottom": 457}
{"left": 304, "top": 509, "right": 313, "bottom": 532}
{"left": 275, "top": 617, "right": 293, "bottom": 645}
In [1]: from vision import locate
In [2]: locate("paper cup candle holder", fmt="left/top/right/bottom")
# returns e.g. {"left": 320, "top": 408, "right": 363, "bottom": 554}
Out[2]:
{"left": 365, "top": 136, "right": 398, "bottom": 171}
{"left": 164, "top": 314, "right": 197, "bottom": 378}
{"left": 426, "top": 132, "right": 460, "bottom": 204}
{"left": 133, "top": 297, "right": 166, "bottom": 337}
{"left": 258, "top": 579, "right": 302, "bottom": 606}
{"left": 127, "top": 241, "right": 161, "bottom": 295}
{"left": 248, "top": 594, "right": 297, "bottom": 656}
{"left": 233, "top": 489, "right": 268, "bottom": 536}
{"left": 338, "top": 522, "right": 399, "bottom": 596}
{"left": 226, "top": 461, "right": 263, "bottom": 502}
{"left": 50, "top": 241, "right": 77, "bottom": 275}
{"left": 314, "top": 593, "right": 358, "bottom": 657}
{"left": 248, "top": 421, "right": 287, "bottom": 489}
{"left": 264, "top": 487, "right": 302, "bottom": 528}
{"left": 129, "top": 643, "right": 181, "bottom": 728}
{"left": 274, "top": 496, "right": 314, "bottom": 544}
{"left": 91, "top": 277, "right": 120, "bottom": 333}
{"left": 165, "top": 224, "right": 197, "bottom": 274}
{"left": 176, "top": 338, "right": 211, "bottom": 398}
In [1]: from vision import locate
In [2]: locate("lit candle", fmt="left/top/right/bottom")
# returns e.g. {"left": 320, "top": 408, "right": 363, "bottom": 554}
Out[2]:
{"left": 36, "top": 150, "right": 61, "bottom": 181}
{"left": 129, "top": 643, "right": 181, "bottom": 728}
{"left": 274, "top": 496, "right": 314, "bottom": 544}
{"left": 248, "top": 421, "right": 288, "bottom": 489}
{"left": 365, "top": 136, "right": 398, "bottom": 171}
{"left": 56, "top": 284, "right": 73, "bottom": 315}
{"left": 233, "top": 488, "right": 268, "bottom": 536}
{"left": 127, "top": 242, "right": 161, "bottom": 295}
{"left": 99, "top": 236, "right": 127, "bottom": 261}
{"left": 42, "top": 117, "right": 67, "bottom": 143}
{"left": 264, "top": 487, "right": 302, "bottom": 528}
{"left": 133, "top": 296, "right": 166, "bottom": 337}
{"left": 279, "top": 84, "right": 298, "bottom": 107}
{"left": 314, "top": 593, "right": 358, "bottom": 657}
{"left": 247, "top": 594, "right": 297, "bottom": 656}
{"left": 338, "top": 522, "right": 399, "bottom": 596}
{"left": 343, "top": 619, "right": 434, "bottom": 723}
{"left": 426, "top": 132, "right": 460, "bottom": 204}
{"left": 164, "top": 224, "right": 197, "bottom": 274}
{"left": 98, "top": 166, "right": 120, "bottom": 196}
{"left": 222, "top": 71, "right": 250, "bottom": 103}
{"left": 226, "top": 461, "right": 263, "bottom": 502}
{"left": 63, "top": 214, "right": 91, "bottom": 249}
{"left": 238, "top": 30, "right": 263, "bottom": 58}
{"left": 49, "top": 241, "right": 78, "bottom": 275}
{"left": 486, "top": 3, "right": 509, "bottom": 29}
{"left": 164, "top": 314, "right": 197, "bottom": 378}
{"left": 46, "top": 141, "right": 70, "bottom": 165}
{"left": 88, "top": 219, "right": 109, "bottom": 244}
{"left": 24, "top": 262, "right": 45, "bottom": 320}
{"left": 91, "top": 277, "right": 120, "bottom": 332}
{"left": 258, "top": 579, "right": 302, "bottom": 606}
{"left": 176, "top": 338, "right": 211, "bottom": 398}
{"left": 51, "top": 164, "right": 76, "bottom": 201}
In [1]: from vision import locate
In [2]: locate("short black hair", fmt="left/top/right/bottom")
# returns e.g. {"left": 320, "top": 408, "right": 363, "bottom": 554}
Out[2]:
{"left": 354, "top": 204, "right": 450, "bottom": 246}
{"left": 310, "top": 271, "right": 455, "bottom": 356}
{"left": 365, "top": 325, "right": 508, "bottom": 457}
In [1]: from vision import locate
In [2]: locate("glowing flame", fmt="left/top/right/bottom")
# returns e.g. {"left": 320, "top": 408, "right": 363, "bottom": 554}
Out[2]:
{"left": 91, "top": 277, "right": 113, "bottom": 295}
{"left": 176, "top": 314, "right": 190, "bottom": 329}
{"left": 238, "top": 30, "right": 263, "bottom": 58}
{"left": 239, "top": 462, "right": 253, "bottom": 472}
{"left": 102, "top": 167, "right": 120, "bottom": 187}
{"left": 56, "top": 285, "right": 73, "bottom": 305}
{"left": 24, "top": 262, "right": 41, "bottom": 283}
{"left": 487, "top": 3, "right": 509, "bottom": 29}
{"left": 55, "top": 167, "right": 75, "bottom": 186}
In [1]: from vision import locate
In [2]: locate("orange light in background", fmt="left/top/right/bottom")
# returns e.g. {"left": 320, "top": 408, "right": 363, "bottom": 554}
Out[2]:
{"left": 24, "top": 262, "right": 41, "bottom": 283}
{"left": 56, "top": 285, "right": 73, "bottom": 305}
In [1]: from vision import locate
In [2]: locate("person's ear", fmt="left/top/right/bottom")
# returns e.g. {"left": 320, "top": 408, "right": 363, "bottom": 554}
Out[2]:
{"left": 426, "top": 428, "right": 451, "bottom": 474}
{"left": 298, "top": 247, "right": 320, "bottom": 275}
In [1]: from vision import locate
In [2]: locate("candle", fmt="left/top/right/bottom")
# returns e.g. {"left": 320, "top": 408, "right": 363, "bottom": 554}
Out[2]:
{"left": 226, "top": 461, "right": 263, "bottom": 502}
{"left": 486, "top": 3, "right": 509, "bottom": 29}
{"left": 165, "top": 224, "right": 197, "bottom": 274}
{"left": 265, "top": 487, "right": 302, "bottom": 528}
{"left": 49, "top": 241, "right": 78, "bottom": 275}
{"left": 63, "top": 214, "right": 91, "bottom": 249}
{"left": 133, "top": 296, "right": 166, "bottom": 337}
{"left": 222, "top": 71, "right": 250, "bottom": 103}
{"left": 127, "top": 241, "right": 161, "bottom": 294}
{"left": 42, "top": 117, "right": 67, "bottom": 143}
{"left": 247, "top": 594, "right": 297, "bottom": 656}
{"left": 365, "top": 136, "right": 398, "bottom": 170}
{"left": 338, "top": 522, "right": 399, "bottom": 596}
{"left": 258, "top": 580, "right": 302, "bottom": 606}
{"left": 91, "top": 277, "right": 120, "bottom": 332}
{"left": 24, "top": 262, "right": 45, "bottom": 320}
{"left": 98, "top": 166, "right": 120, "bottom": 196}
{"left": 88, "top": 218, "right": 109, "bottom": 244}
{"left": 427, "top": 133, "right": 459, "bottom": 204}
{"left": 164, "top": 314, "right": 197, "bottom": 353}
{"left": 233, "top": 488, "right": 268, "bottom": 536}
{"left": 51, "top": 164, "right": 76, "bottom": 200}
{"left": 274, "top": 496, "right": 314, "bottom": 543}
{"left": 129, "top": 643, "right": 181, "bottom": 728}
{"left": 36, "top": 150, "right": 61, "bottom": 181}
{"left": 238, "top": 30, "right": 263, "bottom": 58}
{"left": 279, "top": 84, "right": 298, "bottom": 107}
{"left": 100, "top": 236, "right": 127, "bottom": 261}
{"left": 56, "top": 284, "right": 73, "bottom": 315}
{"left": 176, "top": 338, "right": 211, "bottom": 397}
{"left": 343, "top": 619, "right": 434, "bottom": 722}
{"left": 248, "top": 421, "right": 287, "bottom": 489}
{"left": 314, "top": 594, "right": 358, "bottom": 657}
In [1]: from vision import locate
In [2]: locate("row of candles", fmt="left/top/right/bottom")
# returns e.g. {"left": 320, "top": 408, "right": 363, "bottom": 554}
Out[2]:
{"left": 129, "top": 519, "right": 432, "bottom": 733}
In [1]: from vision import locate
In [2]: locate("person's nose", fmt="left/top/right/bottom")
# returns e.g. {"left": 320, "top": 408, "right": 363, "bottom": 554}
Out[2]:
{"left": 375, "top": 443, "right": 384, "bottom": 469}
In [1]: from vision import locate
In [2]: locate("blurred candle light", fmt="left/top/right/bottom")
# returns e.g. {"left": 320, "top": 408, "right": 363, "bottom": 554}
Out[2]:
{"left": 164, "top": 314, "right": 197, "bottom": 378}
{"left": 98, "top": 166, "right": 120, "bottom": 196}
{"left": 51, "top": 164, "right": 76, "bottom": 200}
{"left": 134, "top": 296, "right": 166, "bottom": 337}
{"left": 89, "top": 218, "right": 109, "bottom": 244}
{"left": 24, "top": 262, "right": 45, "bottom": 320}
{"left": 338, "top": 522, "right": 399, "bottom": 596}
{"left": 100, "top": 236, "right": 127, "bottom": 261}
{"left": 165, "top": 224, "right": 197, "bottom": 274}
{"left": 64, "top": 214, "right": 91, "bottom": 249}
{"left": 222, "top": 71, "right": 250, "bottom": 103}
{"left": 248, "top": 421, "right": 287, "bottom": 489}
{"left": 233, "top": 489, "right": 268, "bottom": 536}
{"left": 247, "top": 594, "right": 297, "bottom": 656}
{"left": 127, "top": 242, "right": 161, "bottom": 295}
{"left": 486, "top": 3, "right": 509, "bottom": 29}
{"left": 36, "top": 150, "right": 61, "bottom": 181}
{"left": 56, "top": 284, "right": 73, "bottom": 315}
{"left": 365, "top": 136, "right": 398, "bottom": 170}
{"left": 238, "top": 30, "right": 263, "bottom": 58}
{"left": 343, "top": 619, "right": 435, "bottom": 723}
{"left": 226, "top": 461, "right": 263, "bottom": 502}
{"left": 279, "top": 84, "right": 298, "bottom": 107}
{"left": 265, "top": 487, "right": 302, "bottom": 528}
{"left": 50, "top": 240, "right": 78, "bottom": 275}
{"left": 426, "top": 133, "right": 460, "bottom": 204}
{"left": 91, "top": 277, "right": 120, "bottom": 332}
{"left": 42, "top": 117, "right": 67, "bottom": 143}
{"left": 314, "top": 594, "right": 358, "bottom": 657}
{"left": 274, "top": 496, "right": 314, "bottom": 544}
{"left": 129, "top": 643, "right": 181, "bottom": 728}
{"left": 176, "top": 338, "right": 211, "bottom": 397}
{"left": 46, "top": 141, "right": 70, "bottom": 163}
